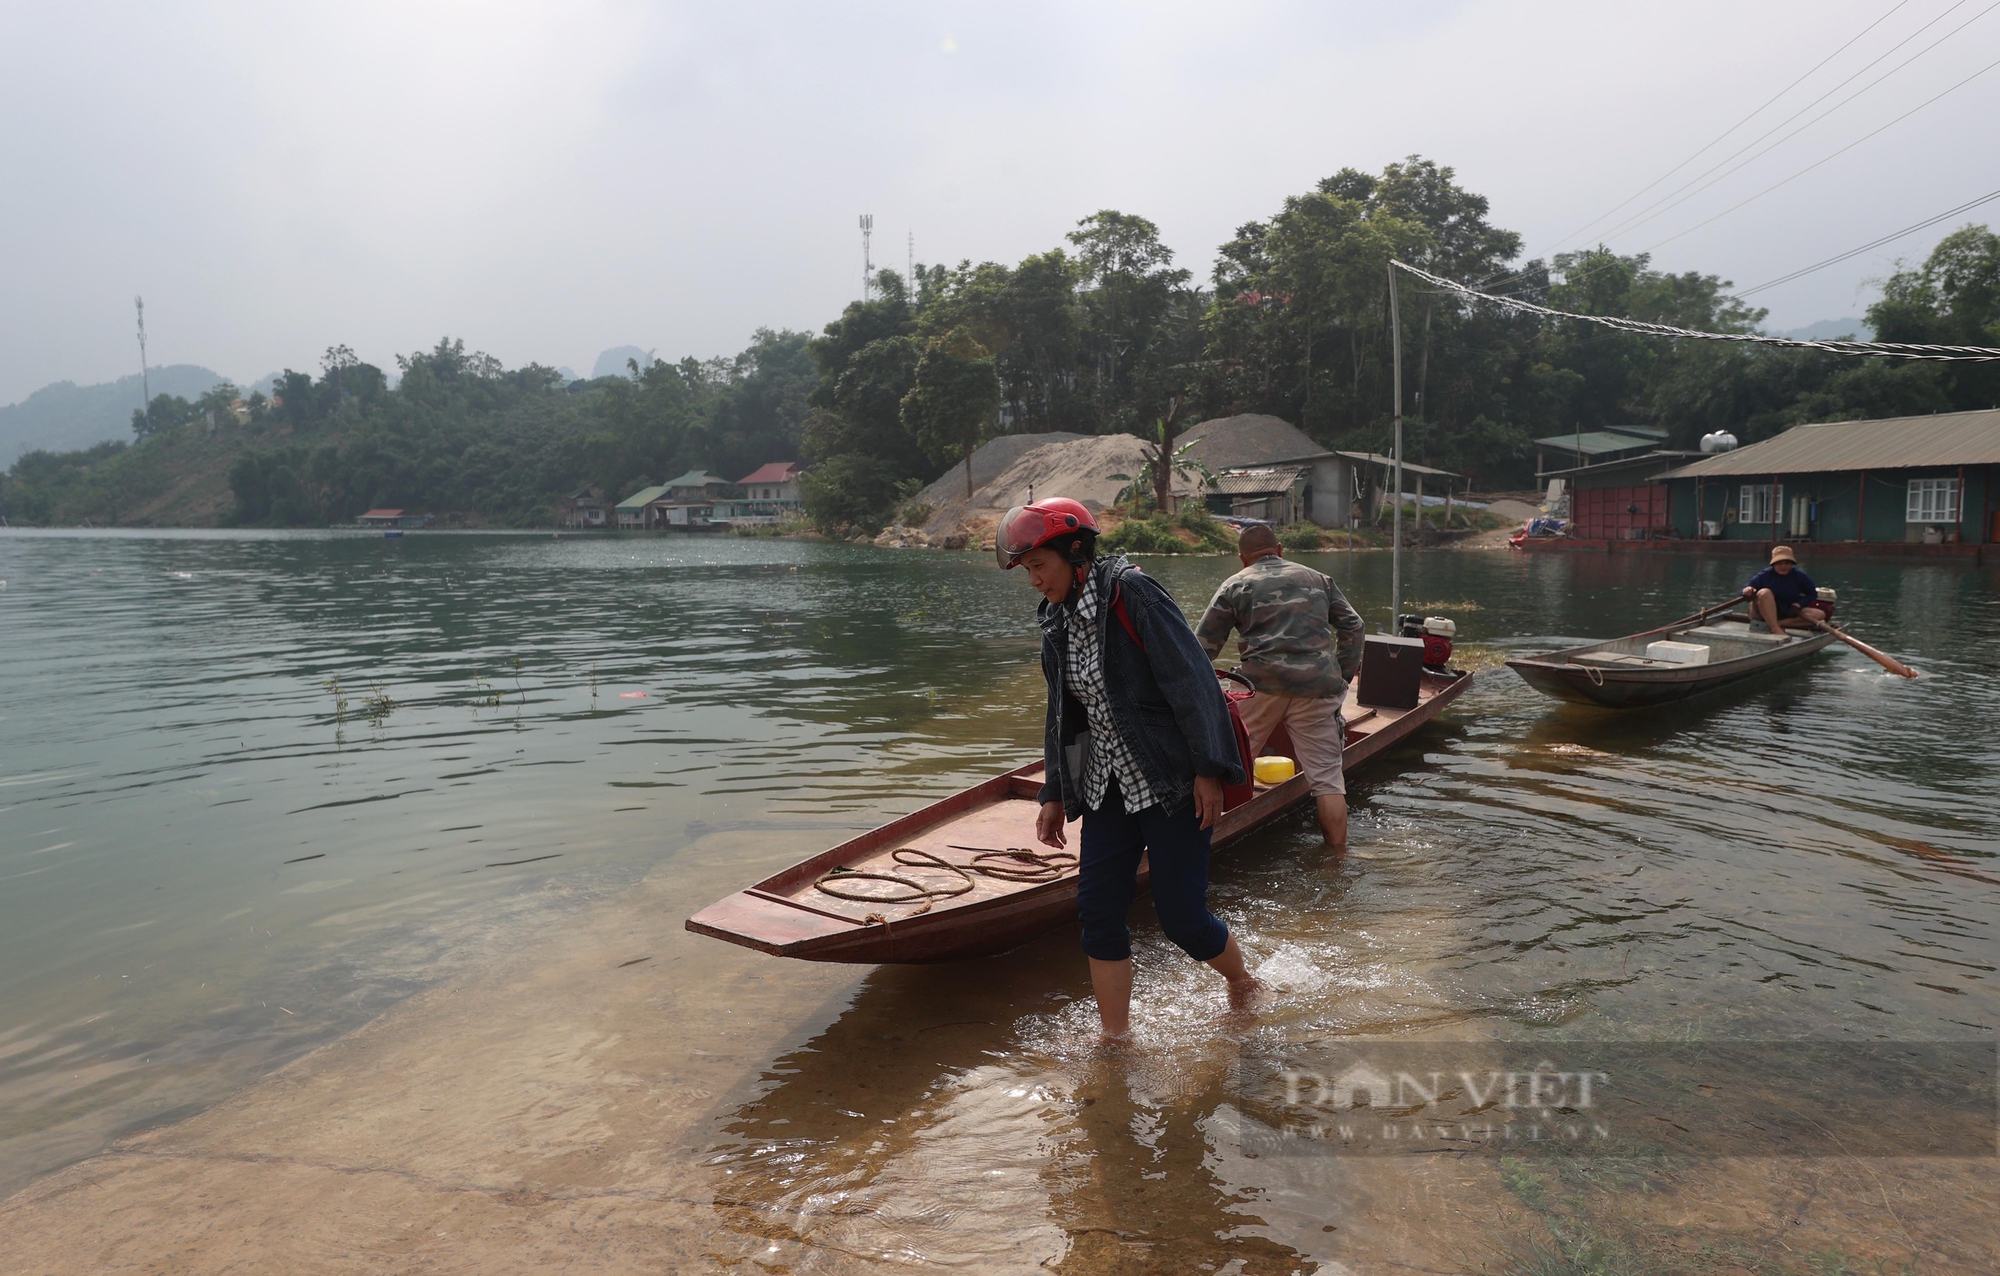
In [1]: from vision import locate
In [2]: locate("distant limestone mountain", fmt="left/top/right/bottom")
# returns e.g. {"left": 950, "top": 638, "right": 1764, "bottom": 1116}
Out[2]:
{"left": 591, "top": 346, "right": 657, "bottom": 379}
{"left": 1776, "top": 317, "right": 1874, "bottom": 342}
{"left": 0, "top": 365, "right": 227, "bottom": 462}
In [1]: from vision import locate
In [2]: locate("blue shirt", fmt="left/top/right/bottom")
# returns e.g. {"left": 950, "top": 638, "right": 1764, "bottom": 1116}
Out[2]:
{"left": 1746, "top": 565, "right": 1817, "bottom": 613}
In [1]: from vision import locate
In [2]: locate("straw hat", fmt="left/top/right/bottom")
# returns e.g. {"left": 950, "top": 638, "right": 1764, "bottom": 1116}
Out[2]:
{"left": 1770, "top": 545, "right": 1797, "bottom": 564}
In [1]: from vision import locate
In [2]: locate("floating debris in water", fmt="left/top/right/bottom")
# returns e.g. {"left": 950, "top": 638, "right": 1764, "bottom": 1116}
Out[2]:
{"left": 618, "top": 690, "right": 648, "bottom": 699}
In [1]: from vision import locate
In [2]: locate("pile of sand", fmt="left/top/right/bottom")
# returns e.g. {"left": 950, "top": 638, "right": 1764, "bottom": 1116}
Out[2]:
{"left": 920, "top": 433, "right": 1160, "bottom": 540}
{"left": 917, "top": 432, "right": 1089, "bottom": 509}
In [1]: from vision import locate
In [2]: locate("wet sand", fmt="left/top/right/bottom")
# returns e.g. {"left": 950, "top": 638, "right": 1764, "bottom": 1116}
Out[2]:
{"left": 6, "top": 828, "right": 1992, "bottom": 1274}
{"left": 0, "top": 829, "right": 869, "bottom": 1273}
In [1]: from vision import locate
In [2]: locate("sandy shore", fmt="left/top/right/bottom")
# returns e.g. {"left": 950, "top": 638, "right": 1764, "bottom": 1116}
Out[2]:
{"left": 0, "top": 829, "right": 866, "bottom": 1274}
{"left": 7, "top": 798, "right": 1990, "bottom": 1273}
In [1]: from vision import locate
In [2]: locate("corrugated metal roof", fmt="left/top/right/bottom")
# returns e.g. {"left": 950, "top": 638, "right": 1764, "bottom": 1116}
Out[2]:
{"left": 1655, "top": 409, "right": 2000, "bottom": 479}
{"left": 1539, "top": 450, "right": 1698, "bottom": 479}
{"left": 1209, "top": 466, "right": 1307, "bottom": 496}
{"left": 737, "top": 461, "right": 801, "bottom": 485}
{"left": 664, "top": 469, "right": 727, "bottom": 489}
{"left": 615, "top": 484, "right": 670, "bottom": 511}
{"left": 1333, "top": 451, "right": 1462, "bottom": 479}
{"left": 1533, "top": 430, "right": 1664, "bottom": 456}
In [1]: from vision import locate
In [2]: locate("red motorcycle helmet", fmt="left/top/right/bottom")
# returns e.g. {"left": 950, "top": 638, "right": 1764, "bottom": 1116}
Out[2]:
{"left": 995, "top": 498, "right": 1099, "bottom": 569}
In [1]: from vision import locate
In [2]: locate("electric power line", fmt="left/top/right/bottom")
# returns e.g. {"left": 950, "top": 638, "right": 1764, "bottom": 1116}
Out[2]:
{"left": 1643, "top": 49, "right": 2000, "bottom": 254}
{"left": 1592, "top": 0, "right": 2000, "bottom": 247}
{"left": 1393, "top": 258, "right": 2000, "bottom": 359}
{"left": 1731, "top": 185, "right": 2000, "bottom": 297}
{"left": 1479, "top": 0, "right": 1993, "bottom": 297}
{"left": 1545, "top": 0, "right": 1918, "bottom": 254}
{"left": 1479, "top": 42, "right": 2000, "bottom": 306}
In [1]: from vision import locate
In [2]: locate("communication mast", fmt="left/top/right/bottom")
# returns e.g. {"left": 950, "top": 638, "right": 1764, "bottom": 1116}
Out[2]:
{"left": 907, "top": 231, "right": 914, "bottom": 298}
{"left": 859, "top": 214, "right": 874, "bottom": 300}
{"left": 134, "top": 295, "right": 150, "bottom": 407}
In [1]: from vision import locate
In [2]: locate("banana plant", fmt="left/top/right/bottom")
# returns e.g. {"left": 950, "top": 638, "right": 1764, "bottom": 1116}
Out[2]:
{"left": 1109, "top": 430, "right": 1214, "bottom": 512}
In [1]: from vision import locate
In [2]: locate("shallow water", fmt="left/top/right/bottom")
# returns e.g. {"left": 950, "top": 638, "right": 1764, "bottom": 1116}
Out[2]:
{"left": 3, "top": 530, "right": 1996, "bottom": 1268}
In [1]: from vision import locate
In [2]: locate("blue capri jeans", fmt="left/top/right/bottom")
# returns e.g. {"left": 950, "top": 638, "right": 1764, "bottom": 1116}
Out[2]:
{"left": 1076, "top": 781, "right": 1230, "bottom": 963}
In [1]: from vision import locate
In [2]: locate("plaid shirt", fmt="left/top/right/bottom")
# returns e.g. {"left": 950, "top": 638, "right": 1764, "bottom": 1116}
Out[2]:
{"left": 1063, "top": 561, "right": 1159, "bottom": 813}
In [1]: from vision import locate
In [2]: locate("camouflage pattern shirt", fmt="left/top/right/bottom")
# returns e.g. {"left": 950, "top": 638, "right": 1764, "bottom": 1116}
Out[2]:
{"left": 1194, "top": 555, "right": 1364, "bottom": 700}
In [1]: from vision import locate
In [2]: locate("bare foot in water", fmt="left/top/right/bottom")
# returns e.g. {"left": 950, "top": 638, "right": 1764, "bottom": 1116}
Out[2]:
{"left": 1226, "top": 976, "right": 1265, "bottom": 1013}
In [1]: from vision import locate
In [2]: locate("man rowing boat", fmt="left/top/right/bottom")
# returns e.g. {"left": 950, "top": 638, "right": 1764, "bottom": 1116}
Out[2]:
{"left": 1741, "top": 545, "right": 1826, "bottom": 637}
{"left": 996, "top": 498, "right": 1260, "bottom": 1041}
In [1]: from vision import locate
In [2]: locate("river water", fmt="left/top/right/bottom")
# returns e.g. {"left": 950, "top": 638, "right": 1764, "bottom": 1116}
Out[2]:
{"left": 2, "top": 530, "right": 1995, "bottom": 1268}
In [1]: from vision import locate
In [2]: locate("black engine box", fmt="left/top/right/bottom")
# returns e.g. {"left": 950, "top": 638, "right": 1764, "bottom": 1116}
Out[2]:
{"left": 1356, "top": 633, "right": 1426, "bottom": 710}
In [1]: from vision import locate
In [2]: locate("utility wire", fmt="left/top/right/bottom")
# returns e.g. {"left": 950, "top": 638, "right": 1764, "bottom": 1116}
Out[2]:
{"left": 1730, "top": 186, "right": 2000, "bottom": 298}
{"left": 1644, "top": 49, "right": 2000, "bottom": 253}
{"left": 1480, "top": 40, "right": 2000, "bottom": 305}
{"left": 1595, "top": 0, "right": 2000, "bottom": 246}
{"left": 1544, "top": 0, "right": 1917, "bottom": 254}
{"left": 1479, "top": 0, "right": 1992, "bottom": 297}
{"left": 1392, "top": 259, "right": 2000, "bottom": 360}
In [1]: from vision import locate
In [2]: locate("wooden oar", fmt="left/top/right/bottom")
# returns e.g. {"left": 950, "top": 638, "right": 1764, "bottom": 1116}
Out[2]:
{"left": 1815, "top": 621, "right": 1919, "bottom": 679}
{"left": 1666, "top": 597, "right": 1750, "bottom": 629}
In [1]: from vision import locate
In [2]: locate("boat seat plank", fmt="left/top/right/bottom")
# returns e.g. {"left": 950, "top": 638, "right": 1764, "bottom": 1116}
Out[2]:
{"left": 1680, "top": 625, "right": 1792, "bottom": 646}
{"left": 1571, "top": 652, "right": 1672, "bottom": 668}
{"left": 687, "top": 892, "right": 862, "bottom": 953}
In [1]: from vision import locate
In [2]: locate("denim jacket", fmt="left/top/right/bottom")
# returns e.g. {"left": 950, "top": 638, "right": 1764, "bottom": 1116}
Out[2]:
{"left": 1036, "top": 556, "right": 1246, "bottom": 819}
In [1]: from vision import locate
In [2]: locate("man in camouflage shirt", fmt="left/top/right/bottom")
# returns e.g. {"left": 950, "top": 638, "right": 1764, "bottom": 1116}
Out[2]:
{"left": 1194, "top": 523, "right": 1365, "bottom": 850}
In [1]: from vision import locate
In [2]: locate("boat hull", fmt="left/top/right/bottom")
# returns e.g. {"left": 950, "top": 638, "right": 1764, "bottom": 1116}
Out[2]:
{"left": 1506, "top": 616, "right": 1840, "bottom": 708}
{"left": 687, "top": 667, "right": 1472, "bottom": 963}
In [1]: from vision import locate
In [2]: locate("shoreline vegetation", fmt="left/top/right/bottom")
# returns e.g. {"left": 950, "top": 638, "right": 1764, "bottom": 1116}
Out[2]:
{"left": 5, "top": 158, "right": 1995, "bottom": 535}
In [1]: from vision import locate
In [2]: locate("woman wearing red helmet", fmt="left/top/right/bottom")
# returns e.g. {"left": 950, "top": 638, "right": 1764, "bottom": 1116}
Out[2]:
{"left": 997, "top": 499, "right": 1260, "bottom": 1040}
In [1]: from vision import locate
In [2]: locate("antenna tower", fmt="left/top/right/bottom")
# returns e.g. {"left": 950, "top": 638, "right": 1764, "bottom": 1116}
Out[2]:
{"left": 135, "top": 296, "right": 150, "bottom": 407}
{"left": 907, "top": 231, "right": 914, "bottom": 298}
{"left": 859, "top": 214, "right": 874, "bottom": 300}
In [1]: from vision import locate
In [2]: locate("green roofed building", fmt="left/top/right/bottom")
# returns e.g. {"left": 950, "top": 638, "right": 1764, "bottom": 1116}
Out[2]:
{"left": 1650, "top": 409, "right": 2000, "bottom": 554}
{"left": 1534, "top": 425, "right": 1668, "bottom": 479}
{"left": 663, "top": 470, "right": 732, "bottom": 501}
{"left": 615, "top": 485, "right": 670, "bottom": 529}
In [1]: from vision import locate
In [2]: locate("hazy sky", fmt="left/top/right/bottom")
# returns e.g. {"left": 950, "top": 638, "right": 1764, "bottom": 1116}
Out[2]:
{"left": 4, "top": 0, "right": 1998, "bottom": 404}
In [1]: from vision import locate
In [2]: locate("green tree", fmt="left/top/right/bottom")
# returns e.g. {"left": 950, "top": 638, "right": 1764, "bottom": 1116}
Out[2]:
{"left": 131, "top": 393, "right": 195, "bottom": 439}
{"left": 901, "top": 332, "right": 1002, "bottom": 497}
{"left": 1068, "top": 211, "right": 1194, "bottom": 432}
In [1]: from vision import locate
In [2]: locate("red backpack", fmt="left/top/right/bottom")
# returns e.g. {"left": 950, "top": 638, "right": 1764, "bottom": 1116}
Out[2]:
{"left": 1109, "top": 580, "right": 1256, "bottom": 811}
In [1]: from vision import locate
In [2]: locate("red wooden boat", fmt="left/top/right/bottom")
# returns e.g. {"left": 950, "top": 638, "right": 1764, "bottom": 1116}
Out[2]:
{"left": 686, "top": 666, "right": 1473, "bottom": 963}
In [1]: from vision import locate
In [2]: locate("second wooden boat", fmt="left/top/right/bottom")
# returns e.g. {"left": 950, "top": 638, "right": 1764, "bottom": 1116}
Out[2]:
{"left": 687, "top": 665, "right": 1473, "bottom": 964}
{"left": 1506, "top": 610, "right": 1842, "bottom": 708}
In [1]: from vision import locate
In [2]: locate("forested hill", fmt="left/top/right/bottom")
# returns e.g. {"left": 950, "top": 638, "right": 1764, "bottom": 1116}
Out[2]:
{"left": 0, "top": 332, "right": 815, "bottom": 528}
{"left": 1, "top": 365, "right": 226, "bottom": 463}
{"left": 3, "top": 156, "right": 1996, "bottom": 531}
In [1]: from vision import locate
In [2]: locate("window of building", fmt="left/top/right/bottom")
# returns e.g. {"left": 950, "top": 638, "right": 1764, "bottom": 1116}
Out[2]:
{"left": 1739, "top": 483, "right": 1783, "bottom": 525}
{"left": 1906, "top": 477, "right": 1959, "bottom": 524}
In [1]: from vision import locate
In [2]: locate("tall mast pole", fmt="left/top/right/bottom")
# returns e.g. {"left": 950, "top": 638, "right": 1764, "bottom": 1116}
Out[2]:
{"left": 135, "top": 295, "right": 150, "bottom": 409}
{"left": 1388, "top": 262, "right": 1403, "bottom": 632}
{"left": 859, "top": 215, "right": 874, "bottom": 301}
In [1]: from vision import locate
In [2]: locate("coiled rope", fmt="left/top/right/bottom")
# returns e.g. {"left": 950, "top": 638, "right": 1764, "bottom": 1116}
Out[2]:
{"left": 815, "top": 844, "right": 1078, "bottom": 907}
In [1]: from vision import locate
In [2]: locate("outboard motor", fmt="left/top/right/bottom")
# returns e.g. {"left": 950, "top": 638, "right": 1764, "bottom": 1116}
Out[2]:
{"left": 1398, "top": 613, "right": 1457, "bottom": 669}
